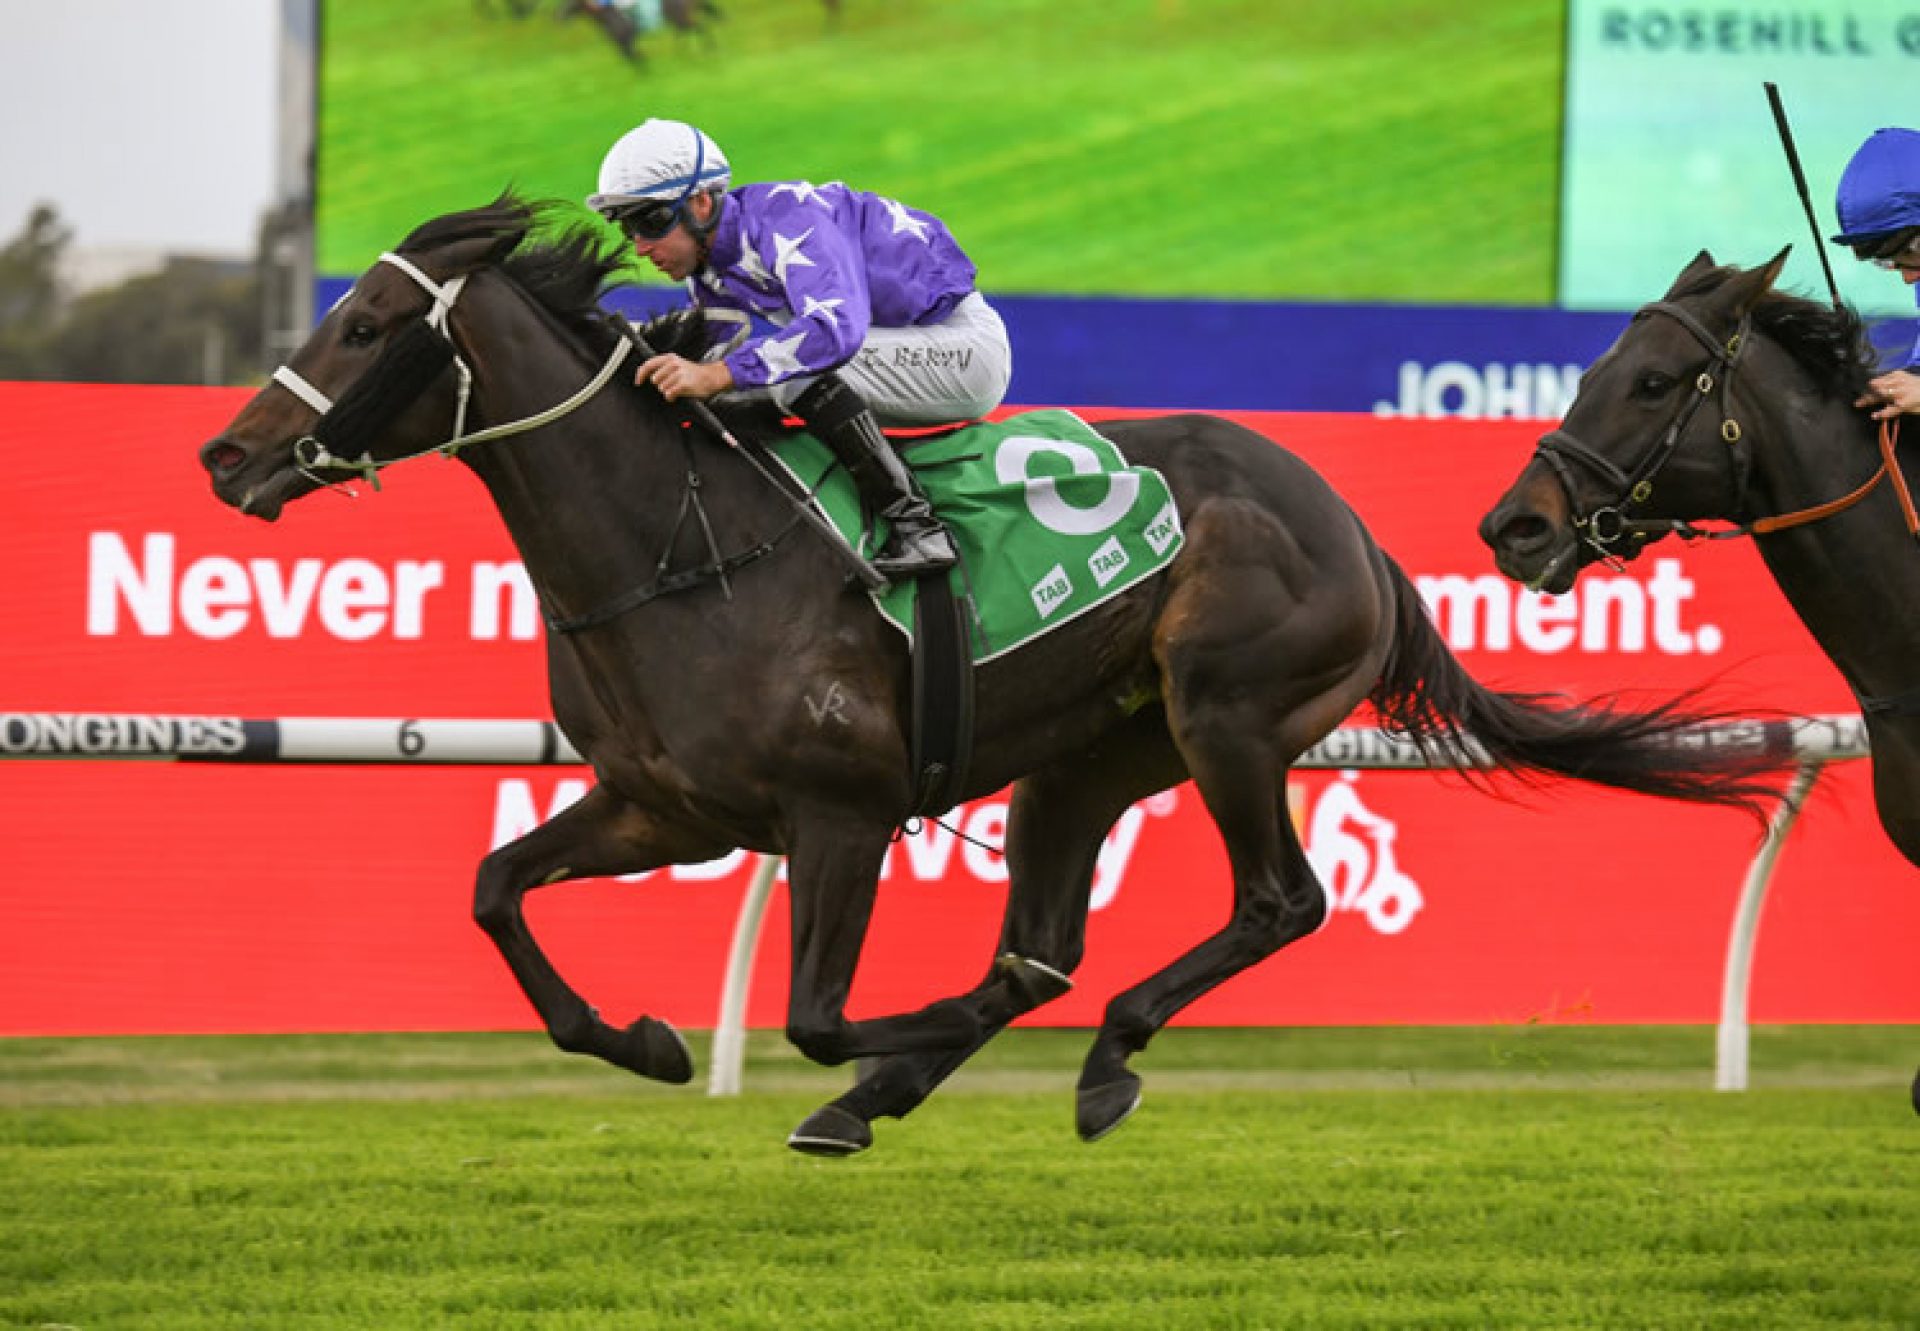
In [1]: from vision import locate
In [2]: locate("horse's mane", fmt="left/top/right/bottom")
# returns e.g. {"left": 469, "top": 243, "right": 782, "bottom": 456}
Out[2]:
{"left": 397, "top": 192, "right": 641, "bottom": 353}
{"left": 1669, "top": 263, "right": 1879, "bottom": 400}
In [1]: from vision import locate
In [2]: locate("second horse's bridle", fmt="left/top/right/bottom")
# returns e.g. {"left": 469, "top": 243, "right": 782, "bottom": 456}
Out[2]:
{"left": 1532, "top": 299, "right": 1754, "bottom": 573}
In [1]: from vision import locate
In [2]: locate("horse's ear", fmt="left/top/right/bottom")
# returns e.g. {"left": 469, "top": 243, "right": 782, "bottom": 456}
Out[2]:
{"left": 482, "top": 227, "right": 526, "bottom": 268}
{"left": 1665, "top": 249, "right": 1719, "bottom": 296}
{"left": 429, "top": 231, "right": 521, "bottom": 278}
{"left": 1719, "top": 245, "right": 1793, "bottom": 318}
{"left": 1757, "top": 245, "right": 1792, "bottom": 292}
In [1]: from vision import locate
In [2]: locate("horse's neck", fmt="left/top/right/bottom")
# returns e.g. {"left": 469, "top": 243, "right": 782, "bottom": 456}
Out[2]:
{"left": 458, "top": 355, "right": 787, "bottom": 635}
{"left": 1752, "top": 410, "right": 1920, "bottom": 699}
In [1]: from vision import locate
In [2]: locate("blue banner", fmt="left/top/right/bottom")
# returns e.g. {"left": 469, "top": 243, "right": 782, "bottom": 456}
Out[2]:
{"left": 313, "top": 276, "right": 1653, "bottom": 418}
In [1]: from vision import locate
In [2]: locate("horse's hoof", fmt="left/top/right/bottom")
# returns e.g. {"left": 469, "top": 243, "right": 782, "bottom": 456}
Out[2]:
{"left": 618, "top": 1016, "right": 693, "bottom": 1084}
{"left": 996, "top": 953, "right": 1074, "bottom": 1008}
{"left": 1076, "top": 1073, "right": 1142, "bottom": 1143}
{"left": 1910, "top": 1066, "right": 1918, "bottom": 1117}
{"left": 787, "top": 1104, "right": 873, "bottom": 1157}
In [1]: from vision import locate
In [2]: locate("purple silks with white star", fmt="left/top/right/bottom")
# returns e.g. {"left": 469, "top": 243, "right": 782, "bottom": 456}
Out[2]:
{"left": 689, "top": 181, "right": 978, "bottom": 389}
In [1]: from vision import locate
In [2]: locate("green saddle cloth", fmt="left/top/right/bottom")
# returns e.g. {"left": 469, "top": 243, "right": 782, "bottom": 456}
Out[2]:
{"left": 767, "top": 409, "right": 1184, "bottom": 661}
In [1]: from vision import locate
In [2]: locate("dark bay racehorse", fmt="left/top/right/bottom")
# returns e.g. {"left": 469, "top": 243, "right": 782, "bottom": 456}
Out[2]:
{"left": 1479, "top": 250, "right": 1919, "bottom": 1112}
{"left": 201, "top": 199, "right": 1793, "bottom": 1153}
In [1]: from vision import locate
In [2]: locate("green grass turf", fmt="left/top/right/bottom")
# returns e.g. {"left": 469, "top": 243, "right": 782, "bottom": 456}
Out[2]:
{"left": 318, "top": 0, "right": 1564, "bottom": 303}
{"left": 3, "top": 1028, "right": 1915, "bottom": 1328}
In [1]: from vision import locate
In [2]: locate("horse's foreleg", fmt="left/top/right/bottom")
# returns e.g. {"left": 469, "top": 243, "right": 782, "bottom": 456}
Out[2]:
{"left": 783, "top": 950, "right": 1057, "bottom": 1158}
{"left": 472, "top": 783, "right": 726, "bottom": 1083}
{"left": 1864, "top": 717, "right": 1920, "bottom": 870}
{"left": 776, "top": 815, "right": 990, "bottom": 1070}
{"left": 789, "top": 720, "right": 1187, "bottom": 1156}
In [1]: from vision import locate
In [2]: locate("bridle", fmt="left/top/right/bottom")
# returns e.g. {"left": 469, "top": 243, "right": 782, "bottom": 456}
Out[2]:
{"left": 270, "top": 251, "right": 634, "bottom": 489}
{"left": 1532, "top": 300, "right": 1754, "bottom": 571}
{"left": 264, "top": 247, "right": 805, "bottom": 632}
{"left": 1530, "top": 297, "right": 1913, "bottom": 588}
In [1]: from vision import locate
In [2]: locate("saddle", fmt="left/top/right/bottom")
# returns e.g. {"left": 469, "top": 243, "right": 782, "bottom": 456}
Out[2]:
{"left": 628, "top": 309, "right": 1187, "bottom": 817}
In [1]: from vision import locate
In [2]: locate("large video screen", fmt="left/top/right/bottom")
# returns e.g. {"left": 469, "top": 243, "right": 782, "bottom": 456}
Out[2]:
{"left": 316, "top": 0, "right": 1568, "bottom": 303}
{"left": 1560, "top": 0, "right": 1920, "bottom": 317}
{"left": 315, "top": 0, "right": 1920, "bottom": 415}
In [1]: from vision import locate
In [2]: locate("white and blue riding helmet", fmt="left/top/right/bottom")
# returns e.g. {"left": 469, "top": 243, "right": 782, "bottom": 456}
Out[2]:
{"left": 588, "top": 119, "right": 732, "bottom": 228}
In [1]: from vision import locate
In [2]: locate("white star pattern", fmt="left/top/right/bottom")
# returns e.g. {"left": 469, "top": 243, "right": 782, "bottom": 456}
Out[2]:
{"left": 772, "top": 228, "right": 816, "bottom": 283}
{"left": 801, "top": 294, "right": 844, "bottom": 326}
{"left": 735, "top": 240, "right": 775, "bottom": 287}
{"left": 756, "top": 330, "right": 810, "bottom": 382}
{"left": 882, "top": 199, "right": 931, "bottom": 241}
{"left": 767, "top": 182, "right": 830, "bottom": 208}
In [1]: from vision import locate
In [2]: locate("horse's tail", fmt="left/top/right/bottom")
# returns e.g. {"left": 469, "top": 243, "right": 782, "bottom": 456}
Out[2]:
{"left": 1367, "top": 556, "right": 1792, "bottom": 818}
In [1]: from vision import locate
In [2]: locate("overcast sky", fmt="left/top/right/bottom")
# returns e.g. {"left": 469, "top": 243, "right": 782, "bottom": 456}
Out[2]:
{"left": 1, "top": 1, "right": 280, "bottom": 256}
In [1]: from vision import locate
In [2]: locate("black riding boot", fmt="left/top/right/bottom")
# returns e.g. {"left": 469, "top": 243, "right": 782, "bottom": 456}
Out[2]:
{"left": 792, "top": 375, "right": 957, "bottom": 580}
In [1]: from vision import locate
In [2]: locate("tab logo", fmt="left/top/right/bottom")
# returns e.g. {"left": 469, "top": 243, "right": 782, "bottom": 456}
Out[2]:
{"left": 1031, "top": 563, "right": 1073, "bottom": 618}
{"left": 1144, "top": 501, "right": 1180, "bottom": 556}
{"left": 1088, "top": 536, "right": 1129, "bottom": 588}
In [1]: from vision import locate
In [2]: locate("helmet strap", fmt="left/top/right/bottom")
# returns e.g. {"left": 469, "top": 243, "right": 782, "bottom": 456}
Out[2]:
{"left": 685, "top": 191, "right": 723, "bottom": 267}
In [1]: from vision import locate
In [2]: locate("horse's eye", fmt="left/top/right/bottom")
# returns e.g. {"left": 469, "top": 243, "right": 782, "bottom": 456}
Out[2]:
{"left": 1633, "top": 370, "right": 1676, "bottom": 398}
{"left": 342, "top": 322, "right": 379, "bottom": 348}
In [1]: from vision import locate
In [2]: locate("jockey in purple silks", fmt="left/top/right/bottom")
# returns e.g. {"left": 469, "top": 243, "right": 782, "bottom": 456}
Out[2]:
{"left": 1831, "top": 127, "right": 1920, "bottom": 422}
{"left": 588, "top": 118, "right": 1013, "bottom": 579}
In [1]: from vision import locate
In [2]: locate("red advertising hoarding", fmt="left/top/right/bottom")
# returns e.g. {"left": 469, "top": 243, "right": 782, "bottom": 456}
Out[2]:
{"left": 3, "top": 383, "right": 1913, "bottom": 1036}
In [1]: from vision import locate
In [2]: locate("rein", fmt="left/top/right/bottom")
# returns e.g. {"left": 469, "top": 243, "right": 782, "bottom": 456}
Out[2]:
{"left": 1747, "top": 418, "right": 1915, "bottom": 537}
{"left": 274, "top": 252, "right": 634, "bottom": 488}
{"left": 268, "top": 250, "right": 814, "bottom": 632}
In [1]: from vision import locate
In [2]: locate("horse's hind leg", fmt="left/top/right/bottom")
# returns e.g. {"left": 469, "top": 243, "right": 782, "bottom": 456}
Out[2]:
{"left": 473, "top": 783, "right": 729, "bottom": 1083}
{"left": 1076, "top": 745, "right": 1329, "bottom": 1141}
{"left": 788, "top": 718, "right": 1186, "bottom": 1155}
{"left": 1067, "top": 505, "right": 1389, "bottom": 1140}
{"left": 1077, "top": 768, "right": 1335, "bottom": 1140}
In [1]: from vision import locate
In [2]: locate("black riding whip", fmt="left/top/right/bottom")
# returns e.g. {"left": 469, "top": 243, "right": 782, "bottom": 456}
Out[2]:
{"left": 1764, "top": 81, "right": 1843, "bottom": 309}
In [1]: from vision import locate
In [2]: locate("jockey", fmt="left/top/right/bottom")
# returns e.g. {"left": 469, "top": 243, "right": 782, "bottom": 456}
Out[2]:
{"left": 1831, "top": 126, "right": 1920, "bottom": 421}
{"left": 588, "top": 118, "right": 1013, "bottom": 579}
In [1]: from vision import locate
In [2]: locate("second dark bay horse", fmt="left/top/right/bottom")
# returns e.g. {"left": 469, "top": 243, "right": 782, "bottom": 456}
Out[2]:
{"left": 201, "top": 199, "right": 1793, "bottom": 1154}
{"left": 1480, "top": 249, "right": 1920, "bottom": 1112}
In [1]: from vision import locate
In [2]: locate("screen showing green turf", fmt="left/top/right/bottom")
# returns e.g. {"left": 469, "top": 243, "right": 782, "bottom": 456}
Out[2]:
{"left": 316, "top": 0, "right": 1567, "bottom": 303}
{"left": 317, "top": 0, "right": 1917, "bottom": 315}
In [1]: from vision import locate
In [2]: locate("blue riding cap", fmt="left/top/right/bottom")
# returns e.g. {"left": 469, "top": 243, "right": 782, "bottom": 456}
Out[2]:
{"left": 1831, "top": 127, "right": 1920, "bottom": 246}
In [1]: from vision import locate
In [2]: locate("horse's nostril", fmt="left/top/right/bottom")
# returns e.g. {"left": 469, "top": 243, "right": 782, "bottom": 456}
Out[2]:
{"left": 1496, "top": 513, "right": 1554, "bottom": 553}
{"left": 200, "top": 439, "right": 247, "bottom": 475}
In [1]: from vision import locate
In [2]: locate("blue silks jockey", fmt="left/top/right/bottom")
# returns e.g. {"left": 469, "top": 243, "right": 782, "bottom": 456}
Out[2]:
{"left": 1831, "top": 127, "right": 1920, "bottom": 421}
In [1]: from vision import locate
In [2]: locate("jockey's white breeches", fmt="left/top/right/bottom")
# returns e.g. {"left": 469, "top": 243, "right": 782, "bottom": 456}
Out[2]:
{"left": 770, "top": 293, "right": 1012, "bottom": 427}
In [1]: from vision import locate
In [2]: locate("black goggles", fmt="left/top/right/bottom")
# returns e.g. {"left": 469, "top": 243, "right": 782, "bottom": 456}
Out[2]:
{"left": 609, "top": 199, "right": 684, "bottom": 241}
{"left": 1853, "top": 228, "right": 1920, "bottom": 267}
